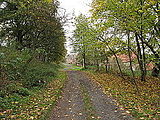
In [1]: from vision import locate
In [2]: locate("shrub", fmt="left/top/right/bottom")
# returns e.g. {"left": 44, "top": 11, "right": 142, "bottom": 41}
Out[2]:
{"left": 0, "top": 47, "right": 31, "bottom": 83}
{"left": 6, "top": 83, "right": 19, "bottom": 94}
{"left": 22, "top": 61, "right": 59, "bottom": 88}
{"left": 17, "top": 87, "right": 31, "bottom": 96}
{"left": 0, "top": 90, "right": 6, "bottom": 98}
{"left": 4, "top": 83, "right": 30, "bottom": 96}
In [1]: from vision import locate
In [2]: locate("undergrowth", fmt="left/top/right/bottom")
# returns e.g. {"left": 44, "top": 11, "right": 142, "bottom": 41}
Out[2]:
{"left": 0, "top": 71, "right": 66, "bottom": 119}
{"left": 0, "top": 47, "right": 66, "bottom": 119}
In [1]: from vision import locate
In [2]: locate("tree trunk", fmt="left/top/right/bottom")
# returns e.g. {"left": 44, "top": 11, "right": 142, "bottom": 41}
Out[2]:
{"left": 96, "top": 59, "right": 99, "bottom": 71}
{"left": 127, "top": 32, "right": 140, "bottom": 93}
{"left": 127, "top": 32, "right": 135, "bottom": 78}
{"left": 106, "top": 45, "right": 125, "bottom": 79}
{"left": 135, "top": 33, "right": 146, "bottom": 81}
{"left": 105, "top": 57, "right": 109, "bottom": 73}
{"left": 139, "top": 3, "right": 147, "bottom": 79}
{"left": 141, "top": 40, "right": 160, "bottom": 77}
{"left": 152, "top": 64, "right": 160, "bottom": 77}
{"left": 113, "top": 53, "right": 123, "bottom": 76}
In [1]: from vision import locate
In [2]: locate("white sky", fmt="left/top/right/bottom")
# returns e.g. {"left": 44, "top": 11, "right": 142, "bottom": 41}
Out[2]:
{"left": 58, "top": 0, "right": 92, "bottom": 16}
{"left": 58, "top": 0, "right": 92, "bottom": 54}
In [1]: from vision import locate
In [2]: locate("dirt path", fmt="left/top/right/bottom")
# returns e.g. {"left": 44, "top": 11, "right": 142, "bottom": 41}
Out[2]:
{"left": 49, "top": 70, "right": 133, "bottom": 120}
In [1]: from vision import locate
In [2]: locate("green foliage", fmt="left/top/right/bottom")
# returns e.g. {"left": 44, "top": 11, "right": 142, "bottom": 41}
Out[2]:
{"left": 16, "top": 87, "right": 31, "bottom": 96}
{"left": 0, "top": 46, "right": 60, "bottom": 88}
{"left": 0, "top": 71, "right": 66, "bottom": 119}
{"left": 0, "top": 46, "right": 63, "bottom": 119}
{"left": 0, "top": 0, "right": 66, "bottom": 63}
{"left": 6, "top": 83, "right": 20, "bottom": 94}
{"left": 73, "top": 0, "right": 160, "bottom": 78}
{"left": 23, "top": 61, "right": 58, "bottom": 88}
{"left": 73, "top": 14, "right": 108, "bottom": 69}
{"left": 123, "top": 70, "right": 152, "bottom": 77}
{"left": 0, "top": 90, "right": 6, "bottom": 98}
{"left": 0, "top": 47, "right": 29, "bottom": 83}
{"left": 1, "top": 83, "right": 31, "bottom": 97}
{"left": 0, "top": 0, "right": 66, "bottom": 119}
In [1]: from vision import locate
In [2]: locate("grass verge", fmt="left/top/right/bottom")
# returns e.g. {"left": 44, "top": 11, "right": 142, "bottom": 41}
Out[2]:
{"left": 84, "top": 71, "right": 160, "bottom": 120}
{"left": 0, "top": 71, "right": 67, "bottom": 120}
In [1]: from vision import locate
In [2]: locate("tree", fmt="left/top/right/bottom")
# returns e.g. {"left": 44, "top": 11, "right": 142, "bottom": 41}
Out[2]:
{"left": 73, "top": 14, "right": 90, "bottom": 69}
{"left": 90, "top": 0, "right": 160, "bottom": 80}
{"left": 0, "top": 0, "right": 66, "bottom": 63}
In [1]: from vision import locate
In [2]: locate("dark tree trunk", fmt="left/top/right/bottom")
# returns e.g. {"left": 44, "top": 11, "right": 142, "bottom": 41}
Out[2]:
{"left": 152, "top": 64, "right": 160, "bottom": 77}
{"left": 107, "top": 47, "right": 124, "bottom": 79}
{"left": 127, "top": 32, "right": 140, "bottom": 93}
{"left": 135, "top": 0, "right": 146, "bottom": 82}
{"left": 142, "top": 40, "right": 160, "bottom": 77}
{"left": 137, "top": 35, "right": 160, "bottom": 77}
{"left": 16, "top": 30, "right": 23, "bottom": 50}
{"left": 140, "top": 35, "right": 147, "bottom": 79}
{"left": 96, "top": 59, "right": 99, "bottom": 71}
{"left": 113, "top": 53, "right": 123, "bottom": 77}
{"left": 105, "top": 57, "right": 109, "bottom": 73}
{"left": 139, "top": 5, "right": 147, "bottom": 79}
{"left": 127, "top": 32, "right": 135, "bottom": 78}
{"left": 135, "top": 33, "right": 146, "bottom": 81}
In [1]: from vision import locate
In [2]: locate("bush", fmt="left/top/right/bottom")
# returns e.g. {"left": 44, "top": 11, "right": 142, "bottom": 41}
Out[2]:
{"left": 17, "top": 87, "right": 31, "bottom": 96}
{"left": 22, "top": 61, "right": 59, "bottom": 88}
{"left": 0, "top": 47, "right": 31, "bottom": 83}
{"left": 1, "top": 47, "right": 60, "bottom": 89}
{"left": 4, "top": 83, "right": 30, "bottom": 96}
{"left": 0, "top": 90, "right": 6, "bottom": 98}
{"left": 6, "top": 83, "right": 19, "bottom": 94}
{"left": 0, "top": 47, "right": 62, "bottom": 117}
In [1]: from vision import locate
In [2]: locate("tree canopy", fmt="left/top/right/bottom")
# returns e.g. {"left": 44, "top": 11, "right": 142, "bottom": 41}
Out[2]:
{"left": 73, "top": 0, "right": 160, "bottom": 79}
{"left": 0, "top": 0, "right": 66, "bottom": 62}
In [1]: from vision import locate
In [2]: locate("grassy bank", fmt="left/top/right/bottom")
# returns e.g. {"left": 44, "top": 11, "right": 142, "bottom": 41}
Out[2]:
{"left": 84, "top": 71, "right": 160, "bottom": 120}
{"left": 0, "top": 47, "right": 67, "bottom": 119}
{"left": 0, "top": 71, "right": 66, "bottom": 119}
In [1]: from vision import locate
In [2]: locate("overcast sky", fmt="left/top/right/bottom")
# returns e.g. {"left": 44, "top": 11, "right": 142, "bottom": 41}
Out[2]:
{"left": 58, "top": 0, "right": 92, "bottom": 54}
{"left": 59, "top": 0, "right": 92, "bottom": 16}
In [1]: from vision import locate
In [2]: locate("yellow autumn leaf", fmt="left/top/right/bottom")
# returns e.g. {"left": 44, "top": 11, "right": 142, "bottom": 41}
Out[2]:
{"left": 43, "top": 0, "right": 52, "bottom": 3}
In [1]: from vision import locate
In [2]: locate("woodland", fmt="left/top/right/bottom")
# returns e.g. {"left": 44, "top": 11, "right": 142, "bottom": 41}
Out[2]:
{"left": 0, "top": 0, "right": 159, "bottom": 119}
{"left": 72, "top": 0, "right": 160, "bottom": 119}
{"left": 73, "top": 0, "right": 160, "bottom": 80}
{"left": 0, "top": 0, "right": 66, "bottom": 119}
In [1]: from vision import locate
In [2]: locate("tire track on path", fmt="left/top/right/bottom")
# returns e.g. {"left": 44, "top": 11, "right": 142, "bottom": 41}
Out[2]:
{"left": 49, "top": 71, "right": 133, "bottom": 120}
{"left": 78, "top": 71, "right": 133, "bottom": 120}
{"left": 49, "top": 71, "right": 86, "bottom": 120}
